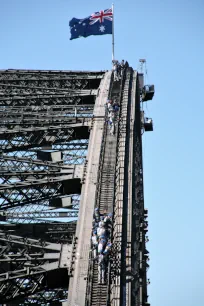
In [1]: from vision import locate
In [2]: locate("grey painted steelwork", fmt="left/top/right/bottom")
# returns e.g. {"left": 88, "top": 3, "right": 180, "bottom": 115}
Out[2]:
{"left": 1, "top": 210, "right": 79, "bottom": 220}
{"left": 0, "top": 230, "right": 73, "bottom": 302}
{"left": 0, "top": 69, "right": 104, "bottom": 216}
{"left": 0, "top": 222, "right": 77, "bottom": 243}
{"left": 0, "top": 69, "right": 107, "bottom": 304}
{"left": 0, "top": 68, "right": 152, "bottom": 305}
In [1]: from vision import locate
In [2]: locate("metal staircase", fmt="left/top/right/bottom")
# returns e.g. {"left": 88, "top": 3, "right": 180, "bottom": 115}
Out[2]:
{"left": 89, "top": 131, "right": 118, "bottom": 306}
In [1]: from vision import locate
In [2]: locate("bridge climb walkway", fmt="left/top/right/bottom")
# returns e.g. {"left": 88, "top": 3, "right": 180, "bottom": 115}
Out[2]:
{"left": 86, "top": 79, "right": 123, "bottom": 306}
{"left": 89, "top": 130, "right": 118, "bottom": 305}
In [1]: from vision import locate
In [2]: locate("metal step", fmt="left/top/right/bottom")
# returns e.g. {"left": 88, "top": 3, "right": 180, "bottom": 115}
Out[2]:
{"left": 89, "top": 113, "right": 118, "bottom": 305}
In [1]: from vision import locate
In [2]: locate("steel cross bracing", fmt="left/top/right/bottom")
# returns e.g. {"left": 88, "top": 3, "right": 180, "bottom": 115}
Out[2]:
{"left": 16, "top": 289, "right": 69, "bottom": 305}
{"left": 0, "top": 230, "right": 73, "bottom": 303}
{"left": 0, "top": 106, "right": 95, "bottom": 128}
{"left": 0, "top": 69, "right": 104, "bottom": 214}
{"left": 0, "top": 69, "right": 107, "bottom": 304}
{"left": 3, "top": 142, "right": 88, "bottom": 164}
{"left": 0, "top": 175, "right": 82, "bottom": 210}
{"left": 1, "top": 210, "right": 79, "bottom": 220}
{"left": 0, "top": 222, "right": 77, "bottom": 244}
{"left": 0, "top": 161, "right": 83, "bottom": 183}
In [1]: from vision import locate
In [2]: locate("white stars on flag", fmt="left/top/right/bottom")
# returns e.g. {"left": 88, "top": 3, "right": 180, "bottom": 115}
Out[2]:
{"left": 99, "top": 25, "right": 105, "bottom": 32}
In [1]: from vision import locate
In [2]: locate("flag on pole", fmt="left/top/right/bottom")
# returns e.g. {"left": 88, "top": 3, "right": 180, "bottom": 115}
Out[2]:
{"left": 69, "top": 8, "right": 113, "bottom": 40}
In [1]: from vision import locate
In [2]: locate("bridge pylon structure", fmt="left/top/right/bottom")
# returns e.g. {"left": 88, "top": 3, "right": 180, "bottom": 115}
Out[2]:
{"left": 0, "top": 65, "right": 154, "bottom": 306}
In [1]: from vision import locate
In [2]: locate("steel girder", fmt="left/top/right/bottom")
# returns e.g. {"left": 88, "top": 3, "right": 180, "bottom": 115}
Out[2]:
{"left": 0, "top": 155, "right": 69, "bottom": 171}
{"left": 0, "top": 85, "right": 97, "bottom": 96}
{"left": 0, "top": 103, "right": 94, "bottom": 113}
{"left": 0, "top": 69, "right": 104, "bottom": 80}
{"left": 0, "top": 171, "right": 75, "bottom": 182}
{"left": 0, "top": 105, "right": 94, "bottom": 124}
{"left": 0, "top": 122, "right": 89, "bottom": 138}
{"left": 0, "top": 162, "right": 82, "bottom": 182}
{"left": 2, "top": 198, "right": 80, "bottom": 223}
{"left": 0, "top": 230, "right": 73, "bottom": 303}
{"left": 2, "top": 210, "right": 78, "bottom": 220}
{"left": 0, "top": 175, "right": 82, "bottom": 209}
{"left": 0, "top": 126, "right": 89, "bottom": 151}
{"left": 0, "top": 117, "right": 104, "bottom": 130}
{"left": 0, "top": 95, "right": 95, "bottom": 107}
{"left": 4, "top": 141, "right": 88, "bottom": 165}
{"left": 0, "top": 73, "right": 102, "bottom": 90}
{"left": 16, "top": 289, "right": 68, "bottom": 305}
{"left": 0, "top": 222, "right": 77, "bottom": 244}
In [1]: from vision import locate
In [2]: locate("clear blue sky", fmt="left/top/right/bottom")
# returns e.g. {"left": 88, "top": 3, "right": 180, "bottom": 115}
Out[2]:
{"left": 1, "top": 0, "right": 204, "bottom": 305}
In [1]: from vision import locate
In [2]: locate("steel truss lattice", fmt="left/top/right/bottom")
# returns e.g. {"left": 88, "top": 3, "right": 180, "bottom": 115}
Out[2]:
{"left": 0, "top": 69, "right": 105, "bottom": 304}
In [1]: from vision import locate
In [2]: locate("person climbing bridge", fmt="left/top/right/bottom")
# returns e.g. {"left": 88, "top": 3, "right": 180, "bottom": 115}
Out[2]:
{"left": 91, "top": 230, "right": 98, "bottom": 258}
{"left": 98, "top": 251, "right": 106, "bottom": 284}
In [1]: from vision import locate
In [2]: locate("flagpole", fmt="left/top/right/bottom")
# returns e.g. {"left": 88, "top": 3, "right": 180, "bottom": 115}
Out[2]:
{"left": 112, "top": 3, "right": 115, "bottom": 62}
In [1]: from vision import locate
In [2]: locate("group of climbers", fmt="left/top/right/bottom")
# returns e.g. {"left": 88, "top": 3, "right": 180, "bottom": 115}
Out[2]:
{"left": 112, "top": 59, "right": 125, "bottom": 81}
{"left": 105, "top": 98, "right": 120, "bottom": 136}
{"left": 91, "top": 208, "right": 113, "bottom": 284}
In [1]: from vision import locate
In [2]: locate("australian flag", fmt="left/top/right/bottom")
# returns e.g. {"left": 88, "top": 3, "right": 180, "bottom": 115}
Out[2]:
{"left": 69, "top": 8, "right": 113, "bottom": 40}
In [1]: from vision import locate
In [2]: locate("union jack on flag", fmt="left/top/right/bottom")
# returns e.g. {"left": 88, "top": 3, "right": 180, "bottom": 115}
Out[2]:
{"left": 69, "top": 8, "right": 113, "bottom": 40}
{"left": 89, "top": 8, "right": 113, "bottom": 25}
